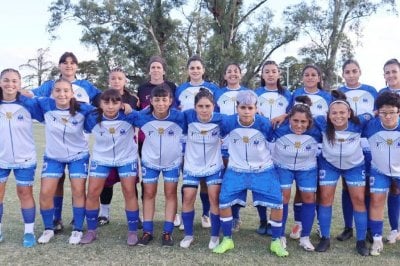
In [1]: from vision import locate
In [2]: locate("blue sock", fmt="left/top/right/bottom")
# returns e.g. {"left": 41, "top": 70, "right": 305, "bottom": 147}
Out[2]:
{"left": 388, "top": 194, "right": 400, "bottom": 231}
{"left": 231, "top": 205, "right": 240, "bottom": 220}
{"left": 282, "top": 204, "right": 288, "bottom": 237}
{"left": 210, "top": 212, "right": 220, "bottom": 237}
{"left": 21, "top": 207, "right": 35, "bottom": 224}
{"left": 341, "top": 189, "right": 353, "bottom": 228}
{"left": 53, "top": 196, "right": 63, "bottom": 221}
{"left": 126, "top": 210, "right": 139, "bottom": 232}
{"left": 182, "top": 210, "right": 195, "bottom": 236}
{"left": 317, "top": 205, "right": 332, "bottom": 238}
{"left": 143, "top": 221, "right": 154, "bottom": 234}
{"left": 369, "top": 219, "right": 383, "bottom": 237}
{"left": 257, "top": 206, "right": 267, "bottom": 222}
{"left": 221, "top": 216, "right": 233, "bottom": 238}
{"left": 353, "top": 210, "right": 367, "bottom": 241}
{"left": 163, "top": 221, "right": 174, "bottom": 234}
{"left": 200, "top": 192, "right": 210, "bottom": 217}
{"left": 72, "top": 207, "right": 85, "bottom": 231}
{"left": 301, "top": 203, "right": 316, "bottom": 237}
{"left": 40, "top": 208, "right": 55, "bottom": 230}
{"left": 0, "top": 203, "right": 3, "bottom": 223}
{"left": 85, "top": 209, "right": 99, "bottom": 231}
{"left": 293, "top": 202, "right": 302, "bottom": 223}
{"left": 270, "top": 219, "right": 283, "bottom": 240}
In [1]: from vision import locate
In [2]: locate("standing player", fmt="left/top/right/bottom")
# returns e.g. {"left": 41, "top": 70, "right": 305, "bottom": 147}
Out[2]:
{"left": 0, "top": 69, "right": 44, "bottom": 247}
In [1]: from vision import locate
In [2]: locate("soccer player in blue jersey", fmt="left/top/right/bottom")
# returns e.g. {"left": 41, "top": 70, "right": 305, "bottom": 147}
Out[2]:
{"left": 35, "top": 79, "right": 94, "bottom": 245}
{"left": 0, "top": 69, "right": 44, "bottom": 247}
{"left": 213, "top": 90, "right": 288, "bottom": 257}
{"left": 135, "top": 84, "right": 185, "bottom": 246}
{"left": 315, "top": 90, "right": 370, "bottom": 256}
{"left": 363, "top": 91, "right": 400, "bottom": 255}
{"left": 179, "top": 88, "right": 226, "bottom": 249}
{"left": 337, "top": 59, "right": 377, "bottom": 242}
{"left": 254, "top": 60, "right": 292, "bottom": 235}
{"left": 272, "top": 96, "right": 321, "bottom": 251}
{"left": 80, "top": 89, "right": 141, "bottom": 246}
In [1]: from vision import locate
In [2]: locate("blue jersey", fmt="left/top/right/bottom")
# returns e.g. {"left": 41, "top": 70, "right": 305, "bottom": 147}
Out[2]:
{"left": 136, "top": 108, "right": 185, "bottom": 170}
{"left": 362, "top": 117, "right": 400, "bottom": 177}
{"left": 315, "top": 114, "right": 371, "bottom": 169}
{"left": 255, "top": 87, "right": 292, "bottom": 119}
{"left": 379, "top": 87, "right": 400, "bottom": 96}
{"left": 0, "top": 95, "right": 44, "bottom": 168}
{"left": 84, "top": 110, "right": 140, "bottom": 166}
{"left": 271, "top": 120, "right": 321, "bottom": 171}
{"left": 175, "top": 81, "right": 218, "bottom": 111}
{"left": 292, "top": 88, "right": 332, "bottom": 117}
{"left": 338, "top": 84, "right": 377, "bottom": 115}
{"left": 37, "top": 97, "right": 94, "bottom": 162}
{"left": 183, "top": 109, "right": 226, "bottom": 176}
{"left": 32, "top": 79, "right": 101, "bottom": 104}
{"left": 220, "top": 114, "right": 273, "bottom": 172}
{"left": 214, "top": 86, "right": 248, "bottom": 115}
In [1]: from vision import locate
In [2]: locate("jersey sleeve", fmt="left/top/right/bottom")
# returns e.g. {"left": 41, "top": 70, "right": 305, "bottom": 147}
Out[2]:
{"left": 31, "top": 80, "right": 54, "bottom": 97}
{"left": 83, "top": 111, "right": 98, "bottom": 133}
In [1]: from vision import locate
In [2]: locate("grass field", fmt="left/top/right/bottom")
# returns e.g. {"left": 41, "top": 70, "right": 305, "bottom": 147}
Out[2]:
{"left": 1, "top": 123, "right": 400, "bottom": 265}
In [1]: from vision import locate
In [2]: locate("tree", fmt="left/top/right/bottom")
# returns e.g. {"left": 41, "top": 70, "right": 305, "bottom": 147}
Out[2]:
{"left": 19, "top": 47, "right": 55, "bottom": 88}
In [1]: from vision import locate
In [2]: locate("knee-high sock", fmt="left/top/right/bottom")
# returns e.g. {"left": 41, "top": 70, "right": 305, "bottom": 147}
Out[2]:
{"left": 257, "top": 206, "right": 267, "bottom": 222}
{"left": 317, "top": 205, "right": 332, "bottom": 238}
{"left": 220, "top": 216, "right": 233, "bottom": 238}
{"left": 200, "top": 192, "right": 210, "bottom": 217}
{"left": 388, "top": 194, "right": 400, "bottom": 231}
{"left": 301, "top": 203, "right": 316, "bottom": 237}
{"left": 182, "top": 210, "right": 195, "bottom": 236}
{"left": 341, "top": 189, "right": 353, "bottom": 228}
{"left": 353, "top": 210, "right": 367, "bottom": 241}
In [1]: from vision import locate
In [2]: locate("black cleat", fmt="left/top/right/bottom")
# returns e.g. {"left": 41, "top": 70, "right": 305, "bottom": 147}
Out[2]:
{"left": 356, "top": 240, "right": 369, "bottom": 256}
{"left": 315, "top": 236, "right": 330, "bottom": 252}
{"left": 336, "top": 227, "right": 353, "bottom": 241}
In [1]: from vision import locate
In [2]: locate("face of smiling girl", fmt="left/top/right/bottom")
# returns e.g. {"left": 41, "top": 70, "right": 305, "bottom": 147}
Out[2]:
{"left": 52, "top": 80, "right": 74, "bottom": 109}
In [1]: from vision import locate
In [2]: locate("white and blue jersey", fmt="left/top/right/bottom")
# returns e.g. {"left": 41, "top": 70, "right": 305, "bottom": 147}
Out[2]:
{"left": 183, "top": 109, "right": 225, "bottom": 177}
{"left": 37, "top": 97, "right": 94, "bottom": 162}
{"left": 175, "top": 81, "right": 218, "bottom": 111}
{"left": 84, "top": 110, "right": 140, "bottom": 166}
{"left": 32, "top": 79, "right": 101, "bottom": 104}
{"left": 214, "top": 86, "right": 248, "bottom": 115}
{"left": 136, "top": 109, "right": 185, "bottom": 170}
{"left": 271, "top": 120, "right": 321, "bottom": 171}
{"left": 292, "top": 88, "right": 332, "bottom": 117}
{"left": 339, "top": 84, "right": 377, "bottom": 115}
{"left": 220, "top": 114, "right": 273, "bottom": 172}
{"left": 379, "top": 87, "right": 400, "bottom": 96}
{"left": 362, "top": 118, "right": 400, "bottom": 177}
{"left": 0, "top": 95, "right": 44, "bottom": 168}
{"left": 255, "top": 87, "right": 292, "bottom": 120}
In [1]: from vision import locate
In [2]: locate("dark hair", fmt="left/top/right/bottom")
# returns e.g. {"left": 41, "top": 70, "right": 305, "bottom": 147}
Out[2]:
{"left": 383, "top": 58, "right": 400, "bottom": 71}
{"left": 302, "top": 64, "right": 324, "bottom": 90}
{"left": 342, "top": 59, "right": 361, "bottom": 72}
{"left": 0, "top": 68, "right": 21, "bottom": 101}
{"left": 148, "top": 83, "right": 173, "bottom": 114}
{"left": 375, "top": 91, "right": 400, "bottom": 110}
{"left": 326, "top": 90, "right": 359, "bottom": 145}
{"left": 59, "top": 52, "right": 78, "bottom": 65}
{"left": 222, "top": 63, "right": 241, "bottom": 87}
{"left": 147, "top": 55, "right": 167, "bottom": 72}
{"left": 288, "top": 96, "right": 313, "bottom": 130}
{"left": 52, "top": 78, "right": 80, "bottom": 116}
{"left": 260, "top": 60, "right": 285, "bottom": 95}
{"left": 187, "top": 55, "right": 205, "bottom": 82}
{"left": 194, "top": 87, "right": 214, "bottom": 106}
{"left": 96, "top": 89, "right": 122, "bottom": 124}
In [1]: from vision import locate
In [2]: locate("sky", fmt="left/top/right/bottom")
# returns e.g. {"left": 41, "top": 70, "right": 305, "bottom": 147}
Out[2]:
{"left": 0, "top": 0, "right": 399, "bottom": 89}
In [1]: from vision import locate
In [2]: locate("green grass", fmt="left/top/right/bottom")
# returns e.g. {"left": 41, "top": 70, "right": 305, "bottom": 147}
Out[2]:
{"left": 1, "top": 123, "right": 400, "bottom": 265}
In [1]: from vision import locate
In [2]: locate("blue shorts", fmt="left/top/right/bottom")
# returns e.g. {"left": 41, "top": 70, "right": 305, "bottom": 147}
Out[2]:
{"left": 276, "top": 167, "right": 317, "bottom": 192}
{"left": 142, "top": 165, "right": 180, "bottom": 184}
{"left": 318, "top": 156, "right": 365, "bottom": 187}
{"left": 183, "top": 171, "right": 222, "bottom": 187}
{"left": 369, "top": 168, "right": 400, "bottom": 194}
{"left": 0, "top": 166, "right": 36, "bottom": 186}
{"left": 221, "top": 148, "right": 229, "bottom": 159}
{"left": 219, "top": 168, "right": 283, "bottom": 210}
{"left": 41, "top": 155, "right": 89, "bottom": 179}
{"left": 363, "top": 150, "right": 372, "bottom": 176}
{"left": 89, "top": 161, "right": 138, "bottom": 178}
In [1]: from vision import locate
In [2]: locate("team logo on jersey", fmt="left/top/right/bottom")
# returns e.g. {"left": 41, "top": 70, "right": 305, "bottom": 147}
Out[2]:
{"left": 120, "top": 129, "right": 126, "bottom": 135}
{"left": 294, "top": 141, "right": 301, "bottom": 149}
{"left": 109, "top": 127, "right": 116, "bottom": 134}
{"left": 278, "top": 102, "right": 283, "bottom": 106}
{"left": 242, "top": 136, "right": 249, "bottom": 143}
{"left": 72, "top": 120, "right": 78, "bottom": 126}
{"left": 352, "top": 96, "right": 359, "bottom": 102}
{"left": 317, "top": 104, "right": 322, "bottom": 109}
{"left": 61, "top": 117, "right": 69, "bottom": 124}
{"left": 212, "top": 130, "right": 218, "bottom": 136}
{"left": 168, "top": 130, "right": 174, "bottom": 136}
{"left": 363, "top": 98, "right": 368, "bottom": 103}
{"left": 200, "top": 130, "right": 208, "bottom": 135}
{"left": 17, "top": 114, "right": 24, "bottom": 120}
{"left": 337, "top": 138, "right": 345, "bottom": 143}
{"left": 77, "top": 93, "right": 82, "bottom": 98}
{"left": 254, "top": 140, "right": 259, "bottom": 145}
{"left": 348, "top": 137, "right": 356, "bottom": 143}
{"left": 387, "top": 139, "right": 393, "bottom": 145}
{"left": 268, "top": 99, "right": 275, "bottom": 104}
{"left": 158, "top": 128, "right": 164, "bottom": 134}
{"left": 6, "top": 112, "right": 12, "bottom": 119}
{"left": 231, "top": 96, "right": 236, "bottom": 102}
{"left": 306, "top": 145, "right": 311, "bottom": 150}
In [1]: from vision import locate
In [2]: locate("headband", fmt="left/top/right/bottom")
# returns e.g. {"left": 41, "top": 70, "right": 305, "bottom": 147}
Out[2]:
{"left": 329, "top": 100, "right": 350, "bottom": 108}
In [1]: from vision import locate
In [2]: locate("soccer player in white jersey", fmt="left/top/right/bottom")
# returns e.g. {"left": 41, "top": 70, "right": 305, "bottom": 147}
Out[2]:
{"left": 272, "top": 96, "right": 321, "bottom": 251}
{"left": 362, "top": 92, "right": 400, "bottom": 256}
{"left": 337, "top": 59, "right": 377, "bottom": 242}
{"left": 135, "top": 84, "right": 185, "bottom": 247}
{"left": 80, "top": 89, "right": 141, "bottom": 246}
{"left": 179, "top": 88, "right": 226, "bottom": 249}
{"left": 314, "top": 90, "right": 370, "bottom": 256}
{"left": 0, "top": 69, "right": 44, "bottom": 247}
{"left": 213, "top": 90, "right": 288, "bottom": 257}
{"left": 35, "top": 79, "right": 94, "bottom": 245}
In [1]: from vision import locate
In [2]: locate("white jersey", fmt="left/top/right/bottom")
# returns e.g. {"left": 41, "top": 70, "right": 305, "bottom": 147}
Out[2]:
{"left": 136, "top": 109, "right": 185, "bottom": 170}
{"left": 38, "top": 97, "right": 94, "bottom": 162}
{"left": 214, "top": 86, "right": 248, "bottom": 115}
{"left": 221, "top": 114, "right": 273, "bottom": 172}
{"left": 175, "top": 81, "right": 218, "bottom": 111}
{"left": 183, "top": 109, "right": 225, "bottom": 176}
{"left": 84, "top": 110, "right": 139, "bottom": 166}
{"left": 255, "top": 87, "right": 292, "bottom": 120}
{"left": 0, "top": 96, "right": 44, "bottom": 168}
{"left": 363, "top": 118, "right": 400, "bottom": 177}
